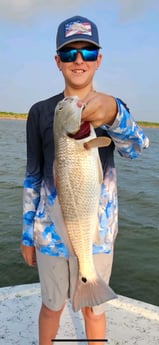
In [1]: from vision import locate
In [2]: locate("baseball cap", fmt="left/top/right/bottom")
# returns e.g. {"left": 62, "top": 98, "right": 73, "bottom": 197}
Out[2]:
{"left": 56, "top": 15, "right": 101, "bottom": 51}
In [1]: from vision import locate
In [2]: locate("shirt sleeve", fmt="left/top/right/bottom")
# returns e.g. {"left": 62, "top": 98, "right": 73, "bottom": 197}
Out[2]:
{"left": 22, "top": 105, "right": 43, "bottom": 246}
{"left": 102, "top": 98, "right": 149, "bottom": 159}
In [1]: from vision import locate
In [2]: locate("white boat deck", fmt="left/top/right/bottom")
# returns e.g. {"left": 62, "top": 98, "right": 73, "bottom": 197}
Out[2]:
{"left": 0, "top": 283, "right": 159, "bottom": 345}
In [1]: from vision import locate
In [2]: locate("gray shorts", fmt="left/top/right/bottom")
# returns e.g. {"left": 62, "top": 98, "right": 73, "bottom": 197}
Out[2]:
{"left": 36, "top": 250, "right": 114, "bottom": 315}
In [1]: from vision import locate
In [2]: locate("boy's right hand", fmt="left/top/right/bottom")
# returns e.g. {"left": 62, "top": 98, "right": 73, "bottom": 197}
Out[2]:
{"left": 20, "top": 244, "right": 36, "bottom": 267}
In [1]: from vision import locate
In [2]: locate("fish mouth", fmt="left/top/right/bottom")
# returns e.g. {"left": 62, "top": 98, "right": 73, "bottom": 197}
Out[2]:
{"left": 69, "top": 121, "right": 90, "bottom": 140}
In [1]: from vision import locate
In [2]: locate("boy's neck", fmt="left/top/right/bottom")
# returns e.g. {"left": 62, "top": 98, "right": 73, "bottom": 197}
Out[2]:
{"left": 64, "top": 85, "right": 95, "bottom": 102}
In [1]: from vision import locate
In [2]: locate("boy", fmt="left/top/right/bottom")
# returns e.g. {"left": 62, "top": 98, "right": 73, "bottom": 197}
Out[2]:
{"left": 21, "top": 15, "right": 149, "bottom": 345}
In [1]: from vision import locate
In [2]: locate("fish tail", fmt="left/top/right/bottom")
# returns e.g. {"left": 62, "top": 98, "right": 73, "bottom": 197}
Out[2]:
{"left": 72, "top": 276, "right": 117, "bottom": 312}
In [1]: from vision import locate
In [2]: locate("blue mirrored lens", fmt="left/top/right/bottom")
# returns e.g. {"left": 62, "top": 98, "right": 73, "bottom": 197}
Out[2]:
{"left": 58, "top": 48, "right": 99, "bottom": 62}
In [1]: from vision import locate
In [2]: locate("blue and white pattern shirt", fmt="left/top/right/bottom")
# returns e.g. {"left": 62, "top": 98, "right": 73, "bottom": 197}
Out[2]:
{"left": 22, "top": 93, "right": 149, "bottom": 257}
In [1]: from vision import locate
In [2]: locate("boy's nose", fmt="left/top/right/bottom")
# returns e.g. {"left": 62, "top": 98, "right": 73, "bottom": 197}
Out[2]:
{"left": 75, "top": 52, "right": 84, "bottom": 63}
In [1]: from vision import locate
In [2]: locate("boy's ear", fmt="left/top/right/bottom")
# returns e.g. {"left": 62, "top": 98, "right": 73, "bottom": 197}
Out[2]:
{"left": 96, "top": 53, "right": 102, "bottom": 68}
{"left": 54, "top": 55, "right": 61, "bottom": 70}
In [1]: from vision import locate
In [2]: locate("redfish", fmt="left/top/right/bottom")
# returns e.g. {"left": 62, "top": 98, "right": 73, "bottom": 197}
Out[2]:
{"left": 53, "top": 96, "right": 116, "bottom": 312}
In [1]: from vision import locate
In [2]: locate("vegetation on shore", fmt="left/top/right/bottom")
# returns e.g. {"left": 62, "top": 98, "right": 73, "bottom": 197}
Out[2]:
{"left": 0, "top": 112, "right": 27, "bottom": 120}
{"left": 0, "top": 111, "right": 159, "bottom": 128}
{"left": 136, "top": 121, "right": 159, "bottom": 128}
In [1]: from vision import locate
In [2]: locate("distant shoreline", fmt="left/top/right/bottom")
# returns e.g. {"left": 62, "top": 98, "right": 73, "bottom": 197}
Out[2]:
{"left": 0, "top": 114, "right": 27, "bottom": 121}
{"left": 0, "top": 113, "right": 159, "bottom": 128}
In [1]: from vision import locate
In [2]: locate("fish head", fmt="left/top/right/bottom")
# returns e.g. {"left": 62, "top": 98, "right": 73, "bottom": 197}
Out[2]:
{"left": 54, "top": 96, "right": 85, "bottom": 137}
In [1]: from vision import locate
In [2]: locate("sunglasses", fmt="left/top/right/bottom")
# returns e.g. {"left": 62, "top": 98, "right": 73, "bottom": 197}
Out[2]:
{"left": 57, "top": 47, "right": 99, "bottom": 62}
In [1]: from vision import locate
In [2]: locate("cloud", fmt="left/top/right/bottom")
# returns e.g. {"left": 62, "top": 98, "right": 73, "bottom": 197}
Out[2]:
{"left": 0, "top": 0, "right": 159, "bottom": 22}
{"left": 116, "top": 0, "right": 159, "bottom": 21}
{"left": 0, "top": 0, "right": 85, "bottom": 22}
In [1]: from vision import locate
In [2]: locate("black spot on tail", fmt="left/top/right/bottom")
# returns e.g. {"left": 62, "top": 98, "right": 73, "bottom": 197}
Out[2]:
{"left": 81, "top": 277, "right": 87, "bottom": 283}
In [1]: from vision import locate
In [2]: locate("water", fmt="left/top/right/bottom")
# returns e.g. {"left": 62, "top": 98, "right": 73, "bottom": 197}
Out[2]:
{"left": 0, "top": 120, "right": 159, "bottom": 306}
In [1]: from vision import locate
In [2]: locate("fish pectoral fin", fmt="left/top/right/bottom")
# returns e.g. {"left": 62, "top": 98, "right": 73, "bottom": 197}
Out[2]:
{"left": 84, "top": 137, "right": 111, "bottom": 150}
{"left": 72, "top": 275, "right": 117, "bottom": 312}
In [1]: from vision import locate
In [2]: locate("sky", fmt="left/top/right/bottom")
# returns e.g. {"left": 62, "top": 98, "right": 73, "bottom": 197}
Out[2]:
{"left": 0, "top": 0, "right": 159, "bottom": 122}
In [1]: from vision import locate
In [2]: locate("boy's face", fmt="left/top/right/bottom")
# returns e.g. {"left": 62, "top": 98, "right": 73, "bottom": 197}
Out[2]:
{"left": 55, "top": 41, "right": 102, "bottom": 90}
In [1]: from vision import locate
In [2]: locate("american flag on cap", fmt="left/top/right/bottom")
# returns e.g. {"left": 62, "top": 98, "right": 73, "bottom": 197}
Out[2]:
{"left": 65, "top": 21, "right": 92, "bottom": 38}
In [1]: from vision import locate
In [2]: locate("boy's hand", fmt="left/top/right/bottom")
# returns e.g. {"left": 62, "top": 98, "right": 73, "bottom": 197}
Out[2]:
{"left": 20, "top": 244, "right": 36, "bottom": 267}
{"left": 81, "top": 92, "right": 117, "bottom": 128}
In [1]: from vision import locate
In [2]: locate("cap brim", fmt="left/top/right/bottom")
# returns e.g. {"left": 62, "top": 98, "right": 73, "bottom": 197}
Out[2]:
{"left": 57, "top": 38, "right": 101, "bottom": 51}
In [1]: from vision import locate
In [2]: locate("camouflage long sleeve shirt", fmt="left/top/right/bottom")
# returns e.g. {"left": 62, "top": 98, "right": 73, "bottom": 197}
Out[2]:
{"left": 22, "top": 93, "right": 149, "bottom": 257}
